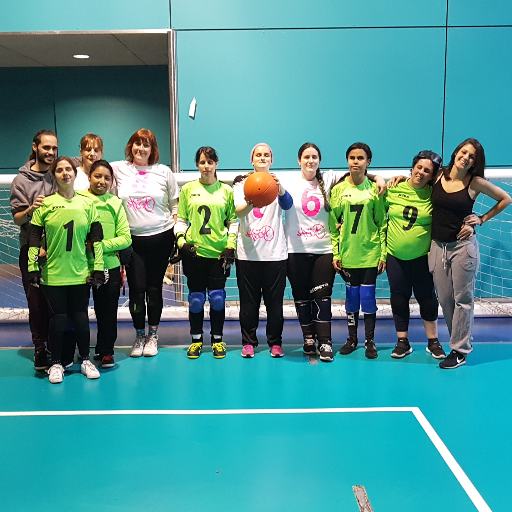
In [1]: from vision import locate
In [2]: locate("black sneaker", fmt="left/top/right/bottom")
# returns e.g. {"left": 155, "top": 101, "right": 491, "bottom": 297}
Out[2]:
{"left": 391, "top": 338, "right": 413, "bottom": 359}
{"left": 187, "top": 341, "right": 203, "bottom": 359}
{"left": 93, "top": 353, "right": 102, "bottom": 361}
{"left": 212, "top": 341, "right": 227, "bottom": 359}
{"left": 339, "top": 336, "right": 358, "bottom": 355}
{"left": 439, "top": 350, "right": 466, "bottom": 369}
{"left": 318, "top": 343, "right": 334, "bottom": 362}
{"left": 365, "top": 339, "right": 378, "bottom": 359}
{"left": 34, "top": 349, "right": 50, "bottom": 371}
{"left": 303, "top": 338, "right": 317, "bottom": 356}
{"left": 426, "top": 340, "right": 446, "bottom": 360}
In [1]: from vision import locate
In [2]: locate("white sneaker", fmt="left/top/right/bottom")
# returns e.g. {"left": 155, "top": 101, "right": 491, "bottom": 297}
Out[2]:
{"left": 81, "top": 359, "right": 100, "bottom": 379}
{"left": 130, "top": 335, "right": 146, "bottom": 358}
{"left": 48, "top": 364, "right": 64, "bottom": 384}
{"left": 143, "top": 333, "right": 158, "bottom": 357}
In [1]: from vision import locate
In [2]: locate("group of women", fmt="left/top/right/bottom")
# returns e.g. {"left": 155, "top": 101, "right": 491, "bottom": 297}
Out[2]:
{"left": 26, "top": 129, "right": 511, "bottom": 384}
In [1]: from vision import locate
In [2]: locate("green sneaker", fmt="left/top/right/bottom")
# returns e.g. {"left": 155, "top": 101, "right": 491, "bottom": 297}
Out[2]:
{"left": 187, "top": 342, "right": 203, "bottom": 359}
{"left": 212, "top": 342, "right": 227, "bottom": 359}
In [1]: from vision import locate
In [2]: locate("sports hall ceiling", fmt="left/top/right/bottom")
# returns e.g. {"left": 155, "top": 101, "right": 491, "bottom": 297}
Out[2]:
{"left": 0, "top": 31, "right": 168, "bottom": 67}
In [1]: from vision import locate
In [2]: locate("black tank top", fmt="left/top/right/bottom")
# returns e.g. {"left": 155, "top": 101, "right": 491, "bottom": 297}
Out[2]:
{"left": 431, "top": 175, "right": 475, "bottom": 242}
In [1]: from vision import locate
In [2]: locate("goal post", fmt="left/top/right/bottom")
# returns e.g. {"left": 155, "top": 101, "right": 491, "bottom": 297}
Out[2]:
{"left": 1, "top": 171, "right": 512, "bottom": 322}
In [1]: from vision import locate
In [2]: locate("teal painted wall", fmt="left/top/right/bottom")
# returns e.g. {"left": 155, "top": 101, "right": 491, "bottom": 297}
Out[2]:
{"left": 171, "top": 0, "right": 446, "bottom": 30}
{"left": 448, "top": 0, "right": 512, "bottom": 26}
{"left": 0, "top": 66, "right": 170, "bottom": 174}
{"left": 444, "top": 28, "right": 512, "bottom": 166}
{"left": 177, "top": 28, "right": 445, "bottom": 171}
{"left": 0, "top": 0, "right": 170, "bottom": 32}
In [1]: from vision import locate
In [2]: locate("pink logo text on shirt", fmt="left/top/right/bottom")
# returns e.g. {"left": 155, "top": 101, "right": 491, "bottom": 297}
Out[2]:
{"left": 297, "top": 224, "right": 326, "bottom": 239}
{"left": 127, "top": 195, "right": 155, "bottom": 212}
{"left": 246, "top": 226, "right": 274, "bottom": 242}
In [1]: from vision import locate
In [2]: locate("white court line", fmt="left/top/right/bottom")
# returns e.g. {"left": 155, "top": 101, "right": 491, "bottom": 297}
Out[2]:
{"left": 0, "top": 407, "right": 491, "bottom": 511}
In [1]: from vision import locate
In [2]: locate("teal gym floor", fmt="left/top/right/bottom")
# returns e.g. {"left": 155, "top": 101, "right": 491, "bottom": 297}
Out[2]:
{"left": 0, "top": 322, "right": 510, "bottom": 512}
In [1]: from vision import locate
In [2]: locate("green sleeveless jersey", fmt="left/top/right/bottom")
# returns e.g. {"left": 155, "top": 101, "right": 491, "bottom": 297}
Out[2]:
{"left": 329, "top": 177, "right": 387, "bottom": 268}
{"left": 28, "top": 192, "right": 103, "bottom": 286}
{"left": 385, "top": 181, "right": 432, "bottom": 260}
{"left": 79, "top": 190, "right": 131, "bottom": 270}
{"left": 177, "top": 180, "right": 237, "bottom": 258}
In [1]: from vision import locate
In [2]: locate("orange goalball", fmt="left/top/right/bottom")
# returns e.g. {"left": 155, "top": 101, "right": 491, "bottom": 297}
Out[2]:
{"left": 244, "top": 172, "right": 279, "bottom": 208}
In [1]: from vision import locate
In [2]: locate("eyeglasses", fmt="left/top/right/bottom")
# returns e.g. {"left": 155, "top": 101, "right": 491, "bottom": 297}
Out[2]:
{"left": 417, "top": 150, "right": 442, "bottom": 168}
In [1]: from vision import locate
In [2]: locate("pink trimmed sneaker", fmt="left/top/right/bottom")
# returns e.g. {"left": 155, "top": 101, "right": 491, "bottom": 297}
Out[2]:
{"left": 241, "top": 344, "right": 255, "bottom": 358}
{"left": 270, "top": 345, "right": 284, "bottom": 358}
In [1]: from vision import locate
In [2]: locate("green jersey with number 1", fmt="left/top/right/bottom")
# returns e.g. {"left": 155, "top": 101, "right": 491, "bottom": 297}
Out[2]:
{"left": 177, "top": 180, "right": 237, "bottom": 259}
{"left": 385, "top": 181, "right": 432, "bottom": 260}
{"left": 329, "top": 177, "right": 387, "bottom": 268}
{"left": 28, "top": 192, "right": 103, "bottom": 286}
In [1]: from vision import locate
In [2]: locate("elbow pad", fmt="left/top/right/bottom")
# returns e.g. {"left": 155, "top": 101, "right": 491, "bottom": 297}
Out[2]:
{"left": 88, "top": 222, "right": 104, "bottom": 243}
{"left": 28, "top": 225, "right": 44, "bottom": 248}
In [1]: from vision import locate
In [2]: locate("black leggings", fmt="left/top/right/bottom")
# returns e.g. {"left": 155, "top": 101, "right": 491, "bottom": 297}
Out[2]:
{"left": 386, "top": 254, "right": 438, "bottom": 332}
{"left": 235, "top": 259, "right": 287, "bottom": 347}
{"left": 93, "top": 266, "right": 121, "bottom": 356}
{"left": 182, "top": 256, "right": 227, "bottom": 337}
{"left": 287, "top": 253, "right": 335, "bottom": 344}
{"left": 42, "top": 284, "right": 90, "bottom": 364}
{"left": 126, "top": 229, "right": 175, "bottom": 329}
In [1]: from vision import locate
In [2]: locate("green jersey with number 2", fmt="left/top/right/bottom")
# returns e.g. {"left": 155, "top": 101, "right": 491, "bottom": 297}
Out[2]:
{"left": 329, "top": 177, "right": 387, "bottom": 268}
{"left": 177, "top": 180, "right": 237, "bottom": 259}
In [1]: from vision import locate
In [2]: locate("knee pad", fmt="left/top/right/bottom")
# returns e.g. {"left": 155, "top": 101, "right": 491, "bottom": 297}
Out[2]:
{"left": 360, "top": 284, "right": 377, "bottom": 314}
{"left": 129, "top": 293, "right": 145, "bottom": 315}
{"left": 294, "top": 300, "right": 312, "bottom": 326}
{"left": 189, "top": 291, "right": 206, "bottom": 314}
{"left": 147, "top": 287, "right": 163, "bottom": 308}
{"left": 208, "top": 289, "right": 226, "bottom": 312}
{"left": 390, "top": 292, "right": 410, "bottom": 320}
{"left": 312, "top": 296, "right": 332, "bottom": 322}
{"left": 50, "top": 313, "right": 68, "bottom": 333}
{"left": 71, "top": 311, "right": 89, "bottom": 333}
{"left": 310, "top": 282, "right": 332, "bottom": 299}
{"left": 417, "top": 294, "right": 439, "bottom": 321}
{"left": 345, "top": 285, "right": 360, "bottom": 313}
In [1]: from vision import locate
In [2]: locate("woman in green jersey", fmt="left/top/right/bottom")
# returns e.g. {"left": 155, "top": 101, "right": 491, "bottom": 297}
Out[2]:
{"left": 81, "top": 160, "right": 132, "bottom": 368}
{"left": 330, "top": 143, "right": 387, "bottom": 359}
{"left": 175, "top": 147, "right": 238, "bottom": 359}
{"left": 385, "top": 151, "right": 444, "bottom": 359}
{"left": 28, "top": 156, "right": 106, "bottom": 384}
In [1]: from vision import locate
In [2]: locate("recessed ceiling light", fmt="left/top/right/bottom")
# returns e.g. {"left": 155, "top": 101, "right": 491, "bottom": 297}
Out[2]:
{"left": 73, "top": 54, "right": 90, "bottom": 59}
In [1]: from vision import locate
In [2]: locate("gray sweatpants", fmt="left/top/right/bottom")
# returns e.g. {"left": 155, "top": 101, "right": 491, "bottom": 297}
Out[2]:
{"left": 429, "top": 236, "right": 479, "bottom": 355}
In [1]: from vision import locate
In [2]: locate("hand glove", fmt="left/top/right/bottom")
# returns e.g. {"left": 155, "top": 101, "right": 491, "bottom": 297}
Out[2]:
{"left": 180, "top": 243, "right": 198, "bottom": 258}
{"left": 219, "top": 247, "right": 235, "bottom": 269}
{"left": 119, "top": 246, "right": 134, "bottom": 267}
{"left": 87, "top": 269, "right": 109, "bottom": 289}
{"left": 28, "top": 270, "right": 42, "bottom": 288}
{"left": 169, "top": 240, "right": 181, "bottom": 264}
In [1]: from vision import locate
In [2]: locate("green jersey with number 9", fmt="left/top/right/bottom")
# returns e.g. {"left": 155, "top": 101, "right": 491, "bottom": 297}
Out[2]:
{"left": 177, "top": 180, "right": 237, "bottom": 258}
{"left": 28, "top": 192, "right": 104, "bottom": 285}
{"left": 329, "top": 177, "right": 387, "bottom": 268}
{"left": 385, "top": 180, "right": 433, "bottom": 260}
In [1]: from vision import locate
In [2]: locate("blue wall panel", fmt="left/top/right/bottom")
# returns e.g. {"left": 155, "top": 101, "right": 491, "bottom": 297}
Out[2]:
{"left": 443, "top": 28, "right": 512, "bottom": 166}
{"left": 0, "top": 0, "right": 170, "bottom": 32}
{"left": 177, "top": 29, "right": 445, "bottom": 171}
{"left": 171, "top": 0, "right": 446, "bottom": 30}
{"left": 449, "top": 0, "right": 512, "bottom": 27}
{"left": 0, "top": 81, "right": 56, "bottom": 170}
{"left": 0, "top": 66, "right": 170, "bottom": 173}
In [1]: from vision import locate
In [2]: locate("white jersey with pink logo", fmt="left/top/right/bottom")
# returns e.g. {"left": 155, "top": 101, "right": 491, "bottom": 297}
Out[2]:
{"left": 112, "top": 161, "right": 179, "bottom": 237}
{"left": 282, "top": 170, "right": 346, "bottom": 254}
{"left": 233, "top": 176, "right": 287, "bottom": 262}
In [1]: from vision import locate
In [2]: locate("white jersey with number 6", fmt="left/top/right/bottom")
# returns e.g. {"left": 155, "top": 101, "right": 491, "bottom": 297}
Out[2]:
{"left": 283, "top": 170, "right": 345, "bottom": 254}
